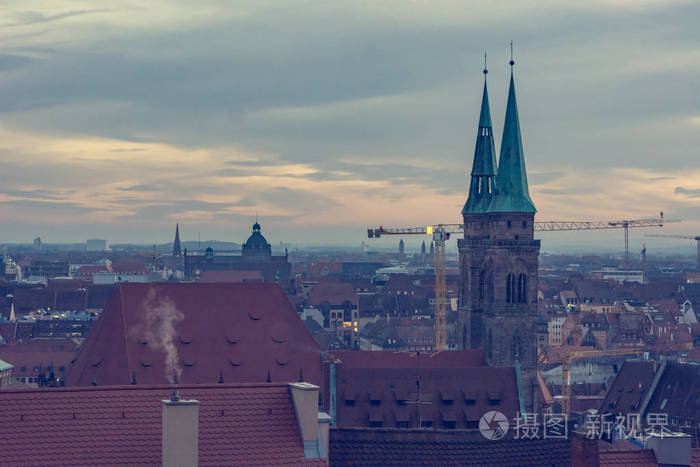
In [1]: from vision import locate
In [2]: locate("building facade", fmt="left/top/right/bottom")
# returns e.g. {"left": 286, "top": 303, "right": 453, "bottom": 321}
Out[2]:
{"left": 457, "top": 61, "right": 540, "bottom": 409}
{"left": 184, "top": 222, "right": 291, "bottom": 289}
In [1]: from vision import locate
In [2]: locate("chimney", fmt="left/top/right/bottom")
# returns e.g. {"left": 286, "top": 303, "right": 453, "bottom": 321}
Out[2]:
{"left": 644, "top": 432, "right": 691, "bottom": 466}
{"left": 570, "top": 432, "right": 600, "bottom": 467}
{"left": 288, "top": 382, "right": 328, "bottom": 459}
{"left": 162, "top": 391, "right": 199, "bottom": 467}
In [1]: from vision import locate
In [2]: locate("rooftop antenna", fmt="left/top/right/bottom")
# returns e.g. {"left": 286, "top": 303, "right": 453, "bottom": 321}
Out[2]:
{"left": 509, "top": 40, "right": 515, "bottom": 67}
{"left": 484, "top": 51, "right": 488, "bottom": 76}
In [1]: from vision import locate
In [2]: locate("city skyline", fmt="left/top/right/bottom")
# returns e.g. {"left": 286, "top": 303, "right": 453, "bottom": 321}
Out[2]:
{"left": 0, "top": 1, "right": 698, "bottom": 245}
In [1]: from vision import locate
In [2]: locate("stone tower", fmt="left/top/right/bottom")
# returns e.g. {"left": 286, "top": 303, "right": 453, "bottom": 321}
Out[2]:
{"left": 458, "top": 58, "right": 539, "bottom": 410}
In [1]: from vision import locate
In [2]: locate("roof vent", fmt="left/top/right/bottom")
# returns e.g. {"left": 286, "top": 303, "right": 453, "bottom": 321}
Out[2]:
{"left": 228, "top": 359, "right": 240, "bottom": 367}
{"left": 179, "top": 336, "right": 192, "bottom": 344}
{"left": 276, "top": 358, "right": 288, "bottom": 366}
{"left": 140, "top": 360, "right": 152, "bottom": 368}
{"left": 249, "top": 311, "right": 261, "bottom": 320}
{"left": 225, "top": 336, "right": 238, "bottom": 344}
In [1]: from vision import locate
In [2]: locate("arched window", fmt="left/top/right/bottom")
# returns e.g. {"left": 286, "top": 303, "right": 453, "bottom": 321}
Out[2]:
{"left": 506, "top": 273, "right": 516, "bottom": 303}
{"left": 517, "top": 273, "right": 528, "bottom": 303}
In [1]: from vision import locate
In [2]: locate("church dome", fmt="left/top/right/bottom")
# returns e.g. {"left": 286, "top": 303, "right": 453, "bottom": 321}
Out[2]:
{"left": 242, "top": 222, "right": 271, "bottom": 255}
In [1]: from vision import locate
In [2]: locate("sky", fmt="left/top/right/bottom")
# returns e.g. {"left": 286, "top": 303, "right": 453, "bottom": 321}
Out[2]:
{"left": 0, "top": 0, "right": 698, "bottom": 252}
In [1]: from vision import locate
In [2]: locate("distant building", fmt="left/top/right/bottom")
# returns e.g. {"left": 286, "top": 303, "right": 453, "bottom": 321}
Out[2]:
{"left": 25, "top": 261, "right": 70, "bottom": 280}
{"left": 172, "top": 224, "right": 182, "bottom": 258}
{"left": 184, "top": 222, "right": 291, "bottom": 289}
{"left": 85, "top": 239, "right": 107, "bottom": 251}
{"left": 0, "top": 359, "right": 12, "bottom": 388}
{"left": 398, "top": 239, "right": 405, "bottom": 259}
{"left": 33, "top": 237, "right": 42, "bottom": 252}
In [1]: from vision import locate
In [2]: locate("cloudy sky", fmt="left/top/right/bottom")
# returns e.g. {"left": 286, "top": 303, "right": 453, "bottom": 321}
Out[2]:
{"left": 0, "top": 0, "right": 698, "bottom": 252}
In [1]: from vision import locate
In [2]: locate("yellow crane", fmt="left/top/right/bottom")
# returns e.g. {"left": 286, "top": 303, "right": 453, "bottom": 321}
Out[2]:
{"left": 645, "top": 233, "right": 700, "bottom": 271}
{"left": 368, "top": 215, "right": 672, "bottom": 350}
{"left": 560, "top": 348, "right": 646, "bottom": 417}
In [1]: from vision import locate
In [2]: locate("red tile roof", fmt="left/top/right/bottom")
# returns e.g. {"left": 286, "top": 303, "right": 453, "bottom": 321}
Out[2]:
{"left": 334, "top": 366, "right": 518, "bottom": 429}
{"left": 0, "top": 383, "right": 328, "bottom": 466}
{"left": 65, "top": 283, "right": 322, "bottom": 388}
{"left": 0, "top": 339, "right": 78, "bottom": 380}
{"left": 329, "top": 428, "right": 571, "bottom": 466}
{"left": 198, "top": 270, "right": 263, "bottom": 283}
{"left": 307, "top": 282, "right": 358, "bottom": 306}
{"left": 328, "top": 350, "right": 484, "bottom": 368}
{"left": 598, "top": 449, "right": 657, "bottom": 466}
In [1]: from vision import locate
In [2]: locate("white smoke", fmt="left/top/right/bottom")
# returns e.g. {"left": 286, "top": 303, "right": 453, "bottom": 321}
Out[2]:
{"left": 139, "top": 288, "right": 185, "bottom": 384}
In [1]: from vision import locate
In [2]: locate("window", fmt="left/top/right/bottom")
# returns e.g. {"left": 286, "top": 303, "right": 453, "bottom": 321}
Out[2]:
{"left": 443, "top": 421, "right": 456, "bottom": 429}
{"left": 396, "top": 421, "right": 409, "bottom": 428}
{"left": 345, "top": 400, "right": 355, "bottom": 407}
{"left": 517, "top": 273, "right": 528, "bottom": 303}
{"left": 506, "top": 273, "right": 515, "bottom": 303}
{"left": 522, "top": 220, "right": 527, "bottom": 228}
{"left": 369, "top": 421, "right": 383, "bottom": 428}
{"left": 420, "top": 420, "right": 433, "bottom": 428}
{"left": 507, "top": 220, "right": 512, "bottom": 229}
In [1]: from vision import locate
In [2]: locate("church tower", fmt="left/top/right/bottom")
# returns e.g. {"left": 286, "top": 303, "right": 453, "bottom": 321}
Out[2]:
{"left": 458, "top": 53, "right": 540, "bottom": 410}
{"left": 173, "top": 224, "right": 182, "bottom": 258}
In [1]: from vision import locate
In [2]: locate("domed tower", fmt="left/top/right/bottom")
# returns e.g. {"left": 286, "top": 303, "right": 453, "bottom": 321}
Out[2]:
{"left": 242, "top": 222, "right": 272, "bottom": 260}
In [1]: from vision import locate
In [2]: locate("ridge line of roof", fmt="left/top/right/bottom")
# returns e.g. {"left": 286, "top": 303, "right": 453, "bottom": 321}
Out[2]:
{"left": 0, "top": 382, "right": 295, "bottom": 395}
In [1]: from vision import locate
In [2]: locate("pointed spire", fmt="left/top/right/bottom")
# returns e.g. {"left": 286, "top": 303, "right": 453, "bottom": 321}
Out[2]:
{"left": 9, "top": 302, "right": 15, "bottom": 322}
{"left": 463, "top": 57, "right": 498, "bottom": 215}
{"left": 488, "top": 47, "right": 536, "bottom": 214}
{"left": 173, "top": 224, "right": 182, "bottom": 258}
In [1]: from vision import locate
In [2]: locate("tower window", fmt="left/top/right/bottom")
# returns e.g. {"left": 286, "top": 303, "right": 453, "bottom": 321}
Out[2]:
{"left": 506, "top": 220, "right": 512, "bottom": 229}
{"left": 522, "top": 220, "right": 527, "bottom": 228}
{"left": 506, "top": 273, "right": 515, "bottom": 303}
{"left": 517, "top": 273, "right": 528, "bottom": 303}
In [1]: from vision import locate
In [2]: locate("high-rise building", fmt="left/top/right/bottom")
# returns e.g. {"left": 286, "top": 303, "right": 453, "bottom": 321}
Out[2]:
{"left": 458, "top": 58, "right": 539, "bottom": 410}
{"left": 398, "top": 239, "right": 405, "bottom": 259}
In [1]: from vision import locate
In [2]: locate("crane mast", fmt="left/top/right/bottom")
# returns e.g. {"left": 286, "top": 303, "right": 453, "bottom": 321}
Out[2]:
{"left": 368, "top": 215, "right": 674, "bottom": 351}
{"left": 645, "top": 233, "right": 700, "bottom": 271}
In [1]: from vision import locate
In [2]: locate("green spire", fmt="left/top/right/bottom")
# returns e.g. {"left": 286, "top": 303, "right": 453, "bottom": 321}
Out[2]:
{"left": 463, "top": 70, "right": 498, "bottom": 215}
{"left": 488, "top": 68, "right": 536, "bottom": 214}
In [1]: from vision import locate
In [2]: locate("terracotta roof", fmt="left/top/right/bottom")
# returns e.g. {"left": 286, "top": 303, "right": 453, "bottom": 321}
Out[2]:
{"left": 329, "top": 350, "right": 483, "bottom": 368}
{"left": 307, "top": 282, "right": 358, "bottom": 307}
{"left": 0, "top": 383, "right": 327, "bottom": 466}
{"left": 0, "top": 339, "right": 78, "bottom": 379}
{"left": 198, "top": 270, "right": 263, "bottom": 283}
{"left": 598, "top": 449, "right": 657, "bottom": 466}
{"left": 334, "top": 366, "right": 518, "bottom": 429}
{"left": 65, "top": 283, "right": 322, "bottom": 388}
{"left": 329, "top": 428, "right": 571, "bottom": 466}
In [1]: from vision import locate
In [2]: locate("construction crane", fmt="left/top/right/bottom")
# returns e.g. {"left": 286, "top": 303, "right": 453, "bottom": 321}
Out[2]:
{"left": 368, "top": 215, "right": 672, "bottom": 350}
{"left": 645, "top": 233, "right": 700, "bottom": 271}
{"left": 560, "top": 348, "right": 646, "bottom": 417}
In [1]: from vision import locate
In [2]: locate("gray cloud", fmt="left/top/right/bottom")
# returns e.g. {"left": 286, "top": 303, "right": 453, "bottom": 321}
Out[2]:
{"left": 675, "top": 186, "right": 700, "bottom": 198}
{"left": 2, "top": 10, "right": 105, "bottom": 27}
{"left": 0, "top": 1, "right": 698, "bottom": 243}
